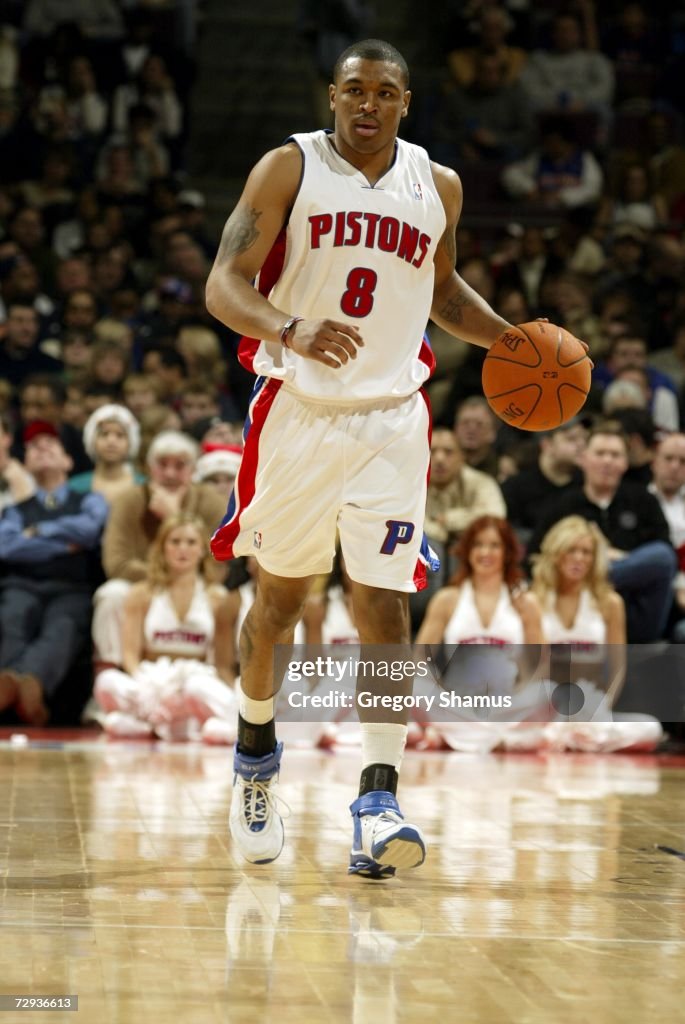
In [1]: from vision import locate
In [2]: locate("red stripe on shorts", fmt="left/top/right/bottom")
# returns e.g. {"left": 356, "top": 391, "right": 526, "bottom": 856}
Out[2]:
{"left": 413, "top": 385, "right": 433, "bottom": 592}
{"left": 210, "top": 378, "right": 283, "bottom": 561}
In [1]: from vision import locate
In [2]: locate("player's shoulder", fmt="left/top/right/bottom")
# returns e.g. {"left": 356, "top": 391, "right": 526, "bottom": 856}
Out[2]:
{"left": 429, "top": 160, "right": 462, "bottom": 194}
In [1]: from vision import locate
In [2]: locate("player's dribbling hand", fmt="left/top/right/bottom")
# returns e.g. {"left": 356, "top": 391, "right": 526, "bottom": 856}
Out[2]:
{"left": 288, "top": 319, "right": 363, "bottom": 369}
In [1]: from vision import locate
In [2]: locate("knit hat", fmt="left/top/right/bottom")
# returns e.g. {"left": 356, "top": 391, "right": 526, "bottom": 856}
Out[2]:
{"left": 194, "top": 445, "right": 242, "bottom": 482}
{"left": 83, "top": 403, "right": 141, "bottom": 460}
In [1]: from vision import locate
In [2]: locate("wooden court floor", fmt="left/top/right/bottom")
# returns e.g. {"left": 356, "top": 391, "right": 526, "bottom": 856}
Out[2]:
{"left": 1, "top": 731, "right": 685, "bottom": 1024}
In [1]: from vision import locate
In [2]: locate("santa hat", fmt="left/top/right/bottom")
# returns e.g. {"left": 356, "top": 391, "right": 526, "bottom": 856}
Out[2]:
{"left": 194, "top": 445, "right": 242, "bottom": 481}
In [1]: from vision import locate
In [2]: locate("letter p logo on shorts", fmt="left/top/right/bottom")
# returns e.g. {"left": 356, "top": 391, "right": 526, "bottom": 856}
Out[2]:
{"left": 381, "top": 520, "right": 415, "bottom": 555}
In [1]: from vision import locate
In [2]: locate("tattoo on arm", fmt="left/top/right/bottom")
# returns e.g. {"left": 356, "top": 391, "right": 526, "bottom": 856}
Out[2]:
{"left": 217, "top": 205, "right": 262, "bottom": 262}
{"left": 437, "top": 286, "right": 473, "bottom": 325}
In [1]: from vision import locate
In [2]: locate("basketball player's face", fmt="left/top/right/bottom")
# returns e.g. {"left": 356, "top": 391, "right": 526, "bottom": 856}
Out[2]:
{"left": 330, "top": 58, "right": 410, "bottom": 160}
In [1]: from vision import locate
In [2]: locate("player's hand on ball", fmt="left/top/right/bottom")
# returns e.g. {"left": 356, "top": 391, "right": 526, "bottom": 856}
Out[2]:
{"left": 288, "top": 319, "right": 364, "bottom": 368}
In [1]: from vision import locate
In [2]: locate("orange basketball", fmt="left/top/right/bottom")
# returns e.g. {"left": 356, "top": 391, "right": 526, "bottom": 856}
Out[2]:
{"left": 482, "top": 322, "right": 591, "bottom": 432}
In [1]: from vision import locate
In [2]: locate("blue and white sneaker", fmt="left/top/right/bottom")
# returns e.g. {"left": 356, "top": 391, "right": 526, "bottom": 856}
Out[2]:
{"left": 229, "top": 742, "right": 285, "bottom": 864}
{"left": 348, "top": 791, "right": 426, "bottom": 879}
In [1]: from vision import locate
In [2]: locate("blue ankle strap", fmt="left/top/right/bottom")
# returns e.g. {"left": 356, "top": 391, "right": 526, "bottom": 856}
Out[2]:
{"left": 233, "top": 741, "right": 283, "bottom": 780}
{"left": 350, "top": 790, "right": 402, "bottom": 818}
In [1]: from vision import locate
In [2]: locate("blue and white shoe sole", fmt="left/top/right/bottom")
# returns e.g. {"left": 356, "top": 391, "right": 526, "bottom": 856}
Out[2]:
{"left": 372, "top": 826, "right": 426, "bottom": 870}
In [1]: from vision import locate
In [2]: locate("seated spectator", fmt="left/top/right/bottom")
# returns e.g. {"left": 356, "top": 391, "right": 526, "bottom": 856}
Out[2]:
{"left": 85, "top": 339, "right": 129, "bottom": 396}
{"left": 648, "top": 433, "right": 685, "bottom": 639}
{"left": 92, "top": 430, "right": 227, "bottom": 670}
{"left": 415, "top": 515, "right": 544, "bottom": 752}
{"left": 137, "top": 404, "right": 182, "bottom": 466}
{"left": 94, "top": 514, "right": 237, "bottom": 742}
{"left": 528, "top": 422, "right": 676, "bottom": 643}
{"left": 122, "top": 373, "right": 162, "bottom": 421}
{"left": 502, "top": 417, "right": 587, "bottom": 547}
{"left": 432, "top": 52, "right": 534, "bottom": 165}
{"left": 140, "top": 344, "right": 188, "bottom": 401}
{"left": 178, "top": 378, "right": 220, "bottom": 432}
{"left": 112, "top": 53, "right": 183, "bottom": 143}
{"left": 69, "top": 403, "right": 144, "bottom": 503}
{"left": 453, "top": 396, "right": 499, "bottom": 477}
{"left": 176, "top": 325, "right": 223, "bottom": 379}
{"left": 0, "top": 412, "right": 34, "bottom": 513}
{"left": 447, "top": 5, "right": 527, "bottom": 89}
{"left": 501, "top": 117, "right": 603, "bottom": 211}
{"left": 520, "top": 11, "right": 614, "bottom": 136}
{"left": 0, "top": 301, "right": 62, "bottom": 389}
{"left": 614, "top": 367, "right": 679, "bottom": 433}
{"left": 193, "top": 446, "right": 242, "bottom": 501}
{"left": 608, "top": 406, "right": 658, "bottom": 487}
{"left": 593, "top": 333, "right": 679, "bottom": 430}
{"left": 594, "top": 224, "right": 654, "bottom": 313}
{"left": 18, "top": 146, "right": 76, "bottom": 230}
{"left": 531, "top": 515, "right": 663, "bottom": 751}
{"left": 494, "top": 224, "right": 565, "bottom": 312}
{"left": 596, "top": 162, "right": 668, "bottom": 235}
{"left": 16, "top": 374, "right": 90, "bottom": 474}
{"left": 425, "top": 427, "right": 506, "bottom": 550}
{"left": 0, "top": 421, "right": 108, "bottom": 723}
{"left": 651, "top": 316, "right": 685, "bottom": 394}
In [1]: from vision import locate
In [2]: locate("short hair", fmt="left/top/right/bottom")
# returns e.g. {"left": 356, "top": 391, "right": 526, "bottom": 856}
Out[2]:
{"left": 586, "top": 420, "right": 629, "bottom": 452}
{"left": 333, "top": 38, "right": 409, "bottom": 88}
{"left": 19, "top": 374, "right": 67, "bottom": 404}
{"left": 146, "top": 429, "right": 198, "bottom": 466}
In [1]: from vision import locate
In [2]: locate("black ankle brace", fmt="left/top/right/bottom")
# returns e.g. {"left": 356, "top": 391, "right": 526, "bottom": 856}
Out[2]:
{"left": 358, "top": 763, "right": 399, "bottom": 797}
{"left": 237, "top": 715, "right": 276, "bottom": 757}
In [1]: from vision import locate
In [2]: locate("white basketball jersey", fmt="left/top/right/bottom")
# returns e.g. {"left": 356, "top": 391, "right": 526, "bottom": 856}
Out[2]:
{"left": 249, "top": 130, "right": 446, "bottom": 401}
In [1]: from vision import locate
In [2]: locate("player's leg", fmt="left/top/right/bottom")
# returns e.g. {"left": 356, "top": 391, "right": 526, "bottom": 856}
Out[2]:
{"left": 229, "top": 566, "right": 316, "bottom": 864}
{"left": 346, "top": 582, "right": 426, "bottom": 878}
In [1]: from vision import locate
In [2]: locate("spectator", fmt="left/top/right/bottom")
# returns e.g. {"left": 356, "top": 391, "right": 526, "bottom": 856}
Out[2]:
{"left": 593, "top": 332, "right": 679, "bottom": 430}
{"left": 649, "top": 433, "right": 685, "bottom": 639}
{"left": 194, "top": 446, "right": 242, "bottom": 501}
{"left": 531, "top": 514, "right": 663, "bottom": 752}
{"left": 501, "top": 117, "right": 603, "bottom": 211}
{"left": 596, "top": 162, "right": 668, "bottom": 234}
{"left": 0, "top": 301, "right": 62, "bottom": 388}
{"left": 528, "top": 422, "right": 676, "bottom": 643}
{"left": 94, "top": 514, "right": 237, "bottom": 742}
{"left": 520, "top": 11, "right": 614, "bottom": 133}
{"left": 432, "top": 52, "right": 534, "bottom": 165}
{"left": 0, "top": 412, "right": 34, "bottom": 513}
{"left": 16, "top": 374, "right": 90, "bottom": 474}
{"left": 415, "top": 515, "right": 544, "bottom": 753}
{"left": 502, "top": 417, "right": 587, "bottom": 546}
{"left": 453, "top": 396, "right": 499, "bottom": 477}
{"left": 92, "top": 430, "right": 227, "bottom": 670}
{"left": 495, "top": 225, "right": 565, "bottom": 312}
{"left": 112, "top": 53, "right": 183, "bottom": 142}
{"left": 85, "top": 339, "right": 129, "bottom": 395}
{"left": 651, "top": 316, "right": 685, "bottom": 393}
{"left": 140, "top": 344, "right": 187, "bottom": 401}
{"left": 69, "top": 403, "right": 144, "bottom": 504}
{"left": 0, "top": 421, "right": 108, "bottom": 723}
{"left": 446, "top": 5, "right": 527, "bottom": 90}
{"left": 121, "top": 373, "right": 162, "bottom": 420}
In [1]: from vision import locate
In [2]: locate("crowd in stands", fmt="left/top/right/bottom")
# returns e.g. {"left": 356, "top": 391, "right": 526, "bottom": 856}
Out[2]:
{"left": 1, "top": 2, "right": 685, "bottom": 746}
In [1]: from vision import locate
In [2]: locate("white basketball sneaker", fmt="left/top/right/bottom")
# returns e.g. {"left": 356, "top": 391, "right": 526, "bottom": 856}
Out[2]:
{"left": 349, "top": 791, "right": 426, "bottom": 879}
{"left": 229, "top": 742, "right": 285, "bottom": 864}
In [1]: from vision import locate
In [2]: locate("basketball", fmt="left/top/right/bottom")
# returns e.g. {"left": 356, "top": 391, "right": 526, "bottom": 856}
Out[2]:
{"left": 482, "top": 321, "right": 592, "bottom": 432}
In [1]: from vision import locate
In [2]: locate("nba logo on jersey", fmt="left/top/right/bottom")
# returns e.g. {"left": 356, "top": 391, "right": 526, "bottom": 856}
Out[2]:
{"left": 413, "top": 182, "right": 423, "bottom": 200}
{"left": 253, "top": 531, "right": 262, "bottom": 549}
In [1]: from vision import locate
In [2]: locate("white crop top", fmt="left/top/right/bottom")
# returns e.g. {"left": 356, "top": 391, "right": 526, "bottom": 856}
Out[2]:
{"left": 443, "top": 579, "right": 525, "bottom": 646}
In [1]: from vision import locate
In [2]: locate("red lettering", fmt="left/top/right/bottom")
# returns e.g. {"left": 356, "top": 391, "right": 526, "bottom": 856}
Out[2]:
{"left": 412, "top": 233, "right": 431, "bottom": 268}
{"left": 397, "top": 222, "right": 419, "bottom": 263}
{"left": 344, "top": 211, "right": 362, "bottom": 247}
{"left": 378, "top": 216, "right": 400, "bottom": 253}
{"left": 334, "top": 211, "right": 346, "bottom": 247}
{"left": 363, "top": 213, "right": 381, "bottom": 247}
{"left": 309, "top": 214, "right": 333, "bottom": 248}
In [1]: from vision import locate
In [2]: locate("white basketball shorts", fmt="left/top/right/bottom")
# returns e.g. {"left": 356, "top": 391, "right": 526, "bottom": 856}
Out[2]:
{"left": 211, "top": 379, "right": 433, "bottom": 592}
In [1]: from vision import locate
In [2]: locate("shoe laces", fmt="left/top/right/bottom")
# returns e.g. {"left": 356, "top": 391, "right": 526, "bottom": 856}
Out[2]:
{"left": 240, "top": 773, "right": 290, "bottom": 830}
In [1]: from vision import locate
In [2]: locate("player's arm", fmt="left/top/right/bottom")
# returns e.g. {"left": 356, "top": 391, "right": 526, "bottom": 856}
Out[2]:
{"left": 429, "top": 162, "right": 511, "bottom": 350}
{"left": 205, "top": 144, "right": 362, "bottom": 368}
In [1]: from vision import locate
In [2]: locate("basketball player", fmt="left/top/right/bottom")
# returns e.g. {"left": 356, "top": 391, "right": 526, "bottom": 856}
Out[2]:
{"left": 205, "top": 39, "right": 516, "bottom": 877}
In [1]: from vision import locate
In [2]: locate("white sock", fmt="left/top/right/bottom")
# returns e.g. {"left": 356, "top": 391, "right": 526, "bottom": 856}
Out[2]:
{"left": 238, "top": 683, "right": 274, "bottom": 725}
{"left": 361, "top": 723, "right": 407, "bottom": 771}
